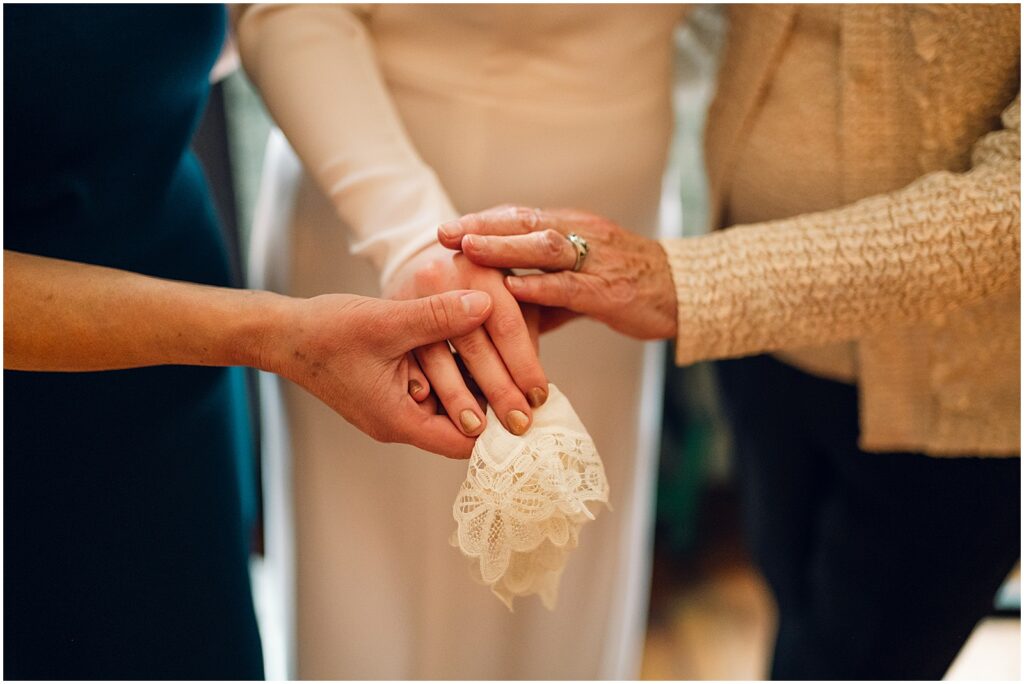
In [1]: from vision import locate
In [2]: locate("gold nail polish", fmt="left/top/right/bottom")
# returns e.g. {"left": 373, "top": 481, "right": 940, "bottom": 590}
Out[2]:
{"left": 507, "top": 409, "right": 530, "bottom": 436}
{"left": 459, "top": 409, "right": 482, "bottom": 434}
{"left": 527, "top": 386, "right": 548, "bottom": 408}
{"left": 409, "top": 380, "right": 424, "bottom": 396}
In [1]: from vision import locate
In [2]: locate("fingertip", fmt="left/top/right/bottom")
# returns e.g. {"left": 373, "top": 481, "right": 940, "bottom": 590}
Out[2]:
{"left": 408, "top": 379, "right": 429, "bottom": 401}
{"left": 458, "top": 290, "right": 492, "bottom": 318}
{"left": 458, "top": 408, "right": 485, "bottom": 436}
{"left": 438, "top": 221, "right": 464, "bottom": 247}
{"left": 502, "top": 274, "right": 559, "bottom": 307}
{"left": 527, "top": 386, "right": 548, "bottom": 409}
{"left": 506, "top": 408, "right": 531, "bottom": 436}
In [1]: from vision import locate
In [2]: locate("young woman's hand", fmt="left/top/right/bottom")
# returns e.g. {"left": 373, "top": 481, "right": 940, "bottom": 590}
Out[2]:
{"left": 384, "top": 243, "right": 549, "bottom": 437}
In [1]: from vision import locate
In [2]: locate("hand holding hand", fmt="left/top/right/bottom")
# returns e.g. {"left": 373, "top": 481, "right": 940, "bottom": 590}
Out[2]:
{"left": 262, "top": 289, "right": 494, "bottom": 459}
{"left": 384, "top": 243, "right": 549, "bottom": 436}
{"left": 439, "top": 206, "right": 678, "bottom": 340}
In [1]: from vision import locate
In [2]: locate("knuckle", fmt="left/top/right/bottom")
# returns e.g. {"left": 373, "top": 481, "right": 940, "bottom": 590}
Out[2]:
{"left": 592, "top": 219, "right": 615, "bottom": 241}
{"left": 488, "top": 383, "right": 522, "bottom": 408}
{"left": 606, "top": 276, "right": 638, "bottom": 306}
{"left": 412, "top": 260, "right": 443, "bottom": 292}
{"left": 561, "top": 273, "right": 582, "bottom": 298}
{"left": 515, "top": 206, "right": 540, "bottom": 230}
{"left": 490, "top": 311, "right": 525, "bottom": 339}
{"left": 453, "top": 332, "right": 488, "bottom": 357}
{"left": 466, "top": 214, "right": 488, "bottom": 233}
{"left": 482, "top": 204, "right": 514, "bottom": 220}
{"left": 435, "top": 383, "right": 464, "bottom": 407}
{"left": 516, "top": 365, "right": 546, "bottom": 391}
{"left": 412, "top": 269, "right": 432, "bottom": 293}
{"left": 541, "top": 230, "right": 566, "bottom": 259}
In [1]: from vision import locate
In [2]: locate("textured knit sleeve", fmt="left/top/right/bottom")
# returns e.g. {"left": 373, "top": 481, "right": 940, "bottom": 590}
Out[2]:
{"left": 663, "top": 95, "right": 1021, "bottom": 366}
{"left": 236, "top": 4, "right": 457, "bottom": 288}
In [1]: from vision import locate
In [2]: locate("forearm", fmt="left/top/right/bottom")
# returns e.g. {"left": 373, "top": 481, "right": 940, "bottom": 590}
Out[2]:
{"left": 664, "top": 166, "right": 1020, "bottom": 365}
{"left": 4, "top": 250, "right": 290, "bottom": 372}
{"left": 236, "top": 4, "right": 454, "bottom": 286}
{"left": 665, "top": 96, "right": 1021, "bottom": 365}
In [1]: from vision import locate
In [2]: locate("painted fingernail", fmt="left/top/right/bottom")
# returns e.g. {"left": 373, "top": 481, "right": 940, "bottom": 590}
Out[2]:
{"left": 507, "top": 409, "right": 530, "bottom": 435}
{"left": 439, "top": 221, "right": 462, "bottom": 240}
{"left": 459, "top": 409, "right": 482, "bottom": 434}
{"left": 460, "top": 291, "right": 490, "bottom": 316}
{"left": 408, "top": 379, "right": 424, "bottom": 396}
{"left": 527, "top": 386, "right": 548, "bottom": 408}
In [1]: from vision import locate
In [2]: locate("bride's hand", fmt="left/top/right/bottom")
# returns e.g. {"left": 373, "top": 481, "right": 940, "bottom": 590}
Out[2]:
{"left": 385, "top": 243, "right": 549, "bottom": 436}
{"left": 261, "top": 289, "right": 493, "bottom": 459}
{"left": 439, "top": 206, "right": 678, "bottom": 341}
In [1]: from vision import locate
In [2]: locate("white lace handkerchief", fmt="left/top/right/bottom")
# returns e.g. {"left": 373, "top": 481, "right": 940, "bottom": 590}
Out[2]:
{"left": 451, "top": 384, "right": 609, "bottom": 610}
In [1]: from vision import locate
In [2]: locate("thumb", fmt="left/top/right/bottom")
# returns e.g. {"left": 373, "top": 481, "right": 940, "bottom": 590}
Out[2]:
{"left": 393, "top": 290, "right": 492, "bottom": 351}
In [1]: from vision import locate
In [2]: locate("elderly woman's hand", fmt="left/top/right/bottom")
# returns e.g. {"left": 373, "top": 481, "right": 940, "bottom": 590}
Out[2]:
{"left": 438, "top": 206, "right": 678, "bottom": 340}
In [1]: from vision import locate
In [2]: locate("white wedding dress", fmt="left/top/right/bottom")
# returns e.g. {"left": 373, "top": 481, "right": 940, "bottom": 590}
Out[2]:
{"left": 240, "top": 5, "right": 684, "bottom": 679}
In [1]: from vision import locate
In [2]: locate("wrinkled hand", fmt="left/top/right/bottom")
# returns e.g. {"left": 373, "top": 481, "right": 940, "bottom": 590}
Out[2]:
{"left": 263, "top": 289, "right": 494, "bottom": 459}
{"left": 438, "top": 206, "right": 678, "bottom": 340}
{"left": 385, "top": 243, "right": 549, "bottom": 437}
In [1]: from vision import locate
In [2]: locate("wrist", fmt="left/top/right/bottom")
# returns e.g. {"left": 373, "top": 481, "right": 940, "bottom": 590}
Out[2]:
{"left": 651, "top": 241, "right": 679, "bottom": 340}
{"left": 379, "top": 228, "right": 451, "bottom": 295}
{"left": 226, "top": 288, "right": 300, "bottom": 374}
{"left": 381, "top": 241, "right": 450, "bottom": 299}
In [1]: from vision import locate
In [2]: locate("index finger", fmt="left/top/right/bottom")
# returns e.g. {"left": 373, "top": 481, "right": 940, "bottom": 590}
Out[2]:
{"left": 484, "top": 286, "right": 550, "bottom": 409}
{"left": 438, "top": 206, "right": 562, "bottom": 249}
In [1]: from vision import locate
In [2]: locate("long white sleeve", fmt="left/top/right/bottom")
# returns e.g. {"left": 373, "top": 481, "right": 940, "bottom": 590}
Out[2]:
{"left": 236, "top": 4, "right": 457, "bottom": 288}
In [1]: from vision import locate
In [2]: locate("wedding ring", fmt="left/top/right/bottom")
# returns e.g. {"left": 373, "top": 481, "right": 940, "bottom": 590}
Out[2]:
{"left": 566, "top": 233, "right": 589, "bottom": 272}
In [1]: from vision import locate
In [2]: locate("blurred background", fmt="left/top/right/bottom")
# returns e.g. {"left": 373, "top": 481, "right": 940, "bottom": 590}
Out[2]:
{"left": 191, "top": 5, "right": 1020, "bottom": 679}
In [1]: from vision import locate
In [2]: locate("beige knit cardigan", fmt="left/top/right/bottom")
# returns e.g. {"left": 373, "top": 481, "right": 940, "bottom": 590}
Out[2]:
{"left": 662, "top": 4, "right": 1021, "bottom": 456}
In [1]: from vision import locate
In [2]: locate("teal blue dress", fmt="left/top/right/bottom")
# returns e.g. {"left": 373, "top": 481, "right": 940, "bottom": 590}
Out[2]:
{"left": 4, "top": 5, "right": 263, "bottom": 679}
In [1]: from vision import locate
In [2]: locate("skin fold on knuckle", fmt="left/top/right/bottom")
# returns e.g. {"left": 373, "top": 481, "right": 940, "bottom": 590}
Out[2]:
{"left": 488, "top": 382, "right": 524, "bottom": 409}
{"left": 589, "top": 218, "right": 619, "bottom": 245}
{"left": 432, "top": 380, "right": 465, "bottom": 408}
{"left": 515, "top": 206, "right": 540, "bottom": 230}
{"left": 461, "top": 213, "right": 489, "bottom": 236}
{"left": 488, "top": 309, "right": 526, "bottom": 340}
{"left": 452, "top": 330, "right": 489, "bottom": 358}
{"left": 540, "top": 230, "right": 568, "bottom": 264}
{"left": 559, "top": 272, "right": 583, "bottom": 302}
{"left": 604, "top": 274, "right": 639, "bottom": 307}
